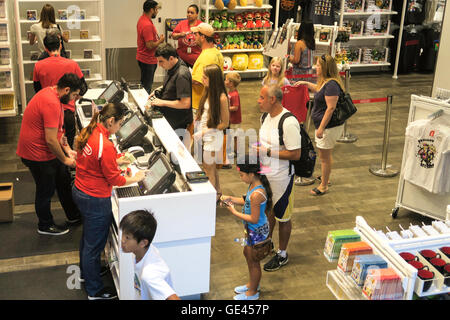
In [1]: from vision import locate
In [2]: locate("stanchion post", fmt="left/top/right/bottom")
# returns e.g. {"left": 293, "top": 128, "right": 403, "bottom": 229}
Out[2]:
{"left": 337, "top": 68, "right": 357, "bottom": 143}
{"left": 369, "top": 95, "right": 399, "bottom": 177}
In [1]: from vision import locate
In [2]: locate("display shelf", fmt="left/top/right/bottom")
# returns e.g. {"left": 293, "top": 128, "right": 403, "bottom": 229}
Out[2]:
{"left": 221, "top": 48, "right": 263, "bottom": 53}
{"left": 0, "top": 64, "right": 11, "bottom": 71}
{"left": 338, "top": 11, "right": 397, "bottom": 16}
{"left": 350, "top": 35, "right": 394, "bottom": 40}
{"left": 0, "top": 107, "right": 16, "bottom": 118}
{"left": 14, "top": 0, "right": 106, "bottom": 108}
{"left": 0, "top": 41, "right": 9, "bottom": 48}
{"left": 223, "top": 67, "right": 268, "bottom": 74}
{"left": 214, "top": 29, "right": 272, "bottom": 33}
{"left": 349, "top": 62, "right": 390, "bottom": 67}
{"left": 326, "top": 270, "right": 368, "bottom": 300}
{"left": 201, "top": 4, "right": 272, "bottom": 11}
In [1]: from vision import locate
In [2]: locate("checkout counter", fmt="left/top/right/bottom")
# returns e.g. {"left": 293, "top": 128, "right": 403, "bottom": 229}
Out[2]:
{"left": 75, "top": 81, "right": 216, "bottom": 299}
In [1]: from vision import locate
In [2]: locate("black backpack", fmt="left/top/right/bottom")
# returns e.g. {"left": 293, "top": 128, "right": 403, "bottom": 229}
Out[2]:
{"left": 261, "top": 112, "right": 316, "bottom": 178}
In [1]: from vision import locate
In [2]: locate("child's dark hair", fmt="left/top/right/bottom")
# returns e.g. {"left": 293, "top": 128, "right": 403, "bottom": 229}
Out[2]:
{"left": 119, "top": 209, "right": 157, "bottom": 248}
{"left": 237, "top": 154, "right": 273, "bottom": 215}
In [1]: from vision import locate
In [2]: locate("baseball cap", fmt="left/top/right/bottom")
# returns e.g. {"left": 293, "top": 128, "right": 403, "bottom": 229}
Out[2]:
{"left": 191, "top": 22, "right": 214, "bottom": 37}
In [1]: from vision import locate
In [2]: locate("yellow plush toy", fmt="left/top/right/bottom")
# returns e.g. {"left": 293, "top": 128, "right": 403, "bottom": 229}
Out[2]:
{"left": 215, "top": 0, "right": 237, "bottom": 10}
{"left": 239, "top": 0, "right": 248, "bottom": 6}
{"left": 232, "top": 54, "right": 249, "bottom": 71}
{"left": 214, "top": 0, "right": 225, "bottom": 10}
{"left": 254, "top": 0, "right": 263, "bottom": 7}
{"left": 228, "top": 0, "right": 237, "bottom": 9}
{"left": 247, "top": 53, "right": 264, "bottom": 69}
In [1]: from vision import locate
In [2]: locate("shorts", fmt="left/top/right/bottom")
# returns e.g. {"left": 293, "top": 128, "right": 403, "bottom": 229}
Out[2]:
{"left": 202, "top": 130, "right": 224, "bottom": 152}
{"left": 269, "top": 175, "right": 295, "bottom": 222}
{"left": 315, "top": 124, "right": 344, "bottom": 150}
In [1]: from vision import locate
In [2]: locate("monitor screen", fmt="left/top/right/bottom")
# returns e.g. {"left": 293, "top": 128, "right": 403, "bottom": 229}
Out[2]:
{"left": 100, "top": 82, "right": 120, "bottom": 101}
{"left": 143, "top": 158, "right": 169, "bottom": 190}
{"left": 118, "top": 114, "right": 143, "bottom": 140}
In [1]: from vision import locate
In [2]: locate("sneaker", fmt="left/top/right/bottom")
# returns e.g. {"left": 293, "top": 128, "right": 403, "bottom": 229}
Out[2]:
{"left": 37, "top": 224, "right": 69, "bottom": 236}
{"left": 234, "top": 284, "right": 260, "bottom": 294}
{"left": 233, "top": 292, "right": 260, "bottom": 300}
{"left": 263, "top": 252, "right": 289, "bottom": 272}
{"left": 294, "top": 177, "right": 315, "bottom": 186}
{"left": 87, "top": 287, "right": 117, "bottom": 300}
{"left": 78, "top": 266, "right": 110, "bottom": 283}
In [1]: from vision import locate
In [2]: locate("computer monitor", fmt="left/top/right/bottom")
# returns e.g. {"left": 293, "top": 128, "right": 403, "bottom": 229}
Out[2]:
{"left": 137, "top": 152, "right": 176, "bottom": 195}
{"left": 116, "top": 112, "right": 148, "bottom": 149}
{"left": 98, "top": 81, "right": 124, "bottom": 103}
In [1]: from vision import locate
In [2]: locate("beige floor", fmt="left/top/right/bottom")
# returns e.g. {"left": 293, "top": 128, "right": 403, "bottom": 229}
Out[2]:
{"left": 0, "top": 71, "right": 436, "bottom": 300}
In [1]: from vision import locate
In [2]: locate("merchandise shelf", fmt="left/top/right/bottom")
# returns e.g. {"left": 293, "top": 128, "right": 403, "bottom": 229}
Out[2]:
{"left": 338, "top": 11, "right": 397, "bottom": 16}
{"left": 201, "top": 4, "right": 272, "bottom": 11}
{"left": 326, "top": 270, "right": 368, "bottom": 300}
{"left": 221, "top": 48, "right": 264, "bottom": 53}
{"left": 223, "top": 67, "right": 268, "bottom": 74}
{"left": 21, "top": 35, "right": 101, "bottom": 44}
{"left": 20, "top": 16, "right": 101, "bottom": 24}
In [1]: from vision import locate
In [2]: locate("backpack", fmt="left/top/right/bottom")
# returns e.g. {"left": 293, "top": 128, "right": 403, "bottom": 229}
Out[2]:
{"left": 261, "top": 112, "right": 316, "bottom": 178}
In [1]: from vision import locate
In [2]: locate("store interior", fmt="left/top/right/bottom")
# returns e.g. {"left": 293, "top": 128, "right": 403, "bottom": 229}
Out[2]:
{"left": 0, "top": 0, "right": 449, "bottom": 300}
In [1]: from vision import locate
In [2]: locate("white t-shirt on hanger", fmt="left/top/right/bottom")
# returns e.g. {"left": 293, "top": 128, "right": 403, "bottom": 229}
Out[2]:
{"left": 403, "top": 118, "right": 450, "bottom": 194}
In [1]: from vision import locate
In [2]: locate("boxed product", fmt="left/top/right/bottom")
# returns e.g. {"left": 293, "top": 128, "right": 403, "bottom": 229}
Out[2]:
{"left": 335, "top": 47, "right": 361, "bottom": 65}
{"left": 80, "top": 30, "right": 89, "bottom": 39}
{"left": 351, "top": 254, "right": 388, "bottom": 286}
{"left": 361, "top": 47, "right": 388, "bottom": 64}
{"left": 345, "top": 0, "right": 365, "bottom": 12}
{"left": 0, "top": 24, "right": 7, "bottom": 41}
{"left": 343, "top": 20, "right": 364, "bottom": 37}
{"left": 0, "top": 182, "right": 14, "bottom": 222}
{"left": 365, "top": 0, "right": 392, "bottom": 11}
{"left": 0, "top": 1, "right": 6, "bottom": 19}
{"left": 0, "top": 94, "right": 14, "bottom": 110}
{"left": 364, "top": 19, "right": 390, "bottom": 35}
{"left": 0, "top": 47, "right": 9, "bottom": 65}
{"left": 362, "top": 268, "right": 403, "bottom": 300}
{"left": 0, "top": 70, "right": 11, "bottom": 88}
{"left": 338, "top": 241, "right": 373, "bottom": 272}
{"left": 324, "top": 229, "right": 361, "bottom": 261}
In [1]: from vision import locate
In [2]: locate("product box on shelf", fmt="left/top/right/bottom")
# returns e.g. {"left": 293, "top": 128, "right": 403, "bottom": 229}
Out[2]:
{"left": 0, "top": 182, "right": 14, "bottom": 222}
{"left": 58, "top": 9, "right": 67, "bottom": 20}
{"left": 80, "top": 30, "right": 89, "bottom": 39}
{"left": 26, "top": 10, "right": 37, "bottom": 21}
{"left": 351, "top": 254, "right": 388, "bottom": 286}
{"left": 0, "top": 24, "right": 7, "bottom": 42}
{"left": 0, "top": 47, "right": 9, "bottom": 65}
{"left": 345, "top": 0, "right": 365, "bottom": 12}
{"left": 343, "top": 20, "right": 364, "bottom": 37}
{"left": 324, "top": 229, "right": 361, "bottom": 261}
{"left": 364, "top": 19, "right": 390, "bottom": 36}
{"left": 361, "top": 47, "right": 388, "bottom": 64}
{"left": 0, "top": 70, "right": 11, "bottom": 88}
{"left": 338, "top": 241, "right": 373, "bottom": 272}
{"left": 0, "top": 1, "right": 6, "bottom": 19}
{"left": 362, "top": 268, "right": 403, "bottom": 300}
{"left": 365, "top": 0, "right": 392, "bottom": 11}
{"left": 335, "top": 46, "right": 361, "bottom": 65}
{"left": 0, "top": 94, "right": 14, "bottom": 111}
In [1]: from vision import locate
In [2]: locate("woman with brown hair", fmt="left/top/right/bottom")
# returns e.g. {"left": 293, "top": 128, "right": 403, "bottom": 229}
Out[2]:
{"left": 193, "top": 64, "right": 229, "bottom": 202}
{"left": 29, "top": 4, "right": 69, "bottom": 58}
{"left": 72, "top": 103, "right": 145, "bottom": 300}
{"left": 295, "top": 54, "right": 345, "bottom": 196}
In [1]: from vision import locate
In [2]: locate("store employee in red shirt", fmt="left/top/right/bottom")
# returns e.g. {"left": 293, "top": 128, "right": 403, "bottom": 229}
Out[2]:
{"left": 137, "top": 0, "right": 165, "bottom": 94}
{"left": 16, "top": 73, "right": 83, "bottom": 236}
{"left": 33, "top": 33, "right": 88, "bottom": 149}
{"left": 72, "top": 102, "right": 145, "bottom": 300}
{"left": 171, "top": 4, "right": 202, "bottom": 68}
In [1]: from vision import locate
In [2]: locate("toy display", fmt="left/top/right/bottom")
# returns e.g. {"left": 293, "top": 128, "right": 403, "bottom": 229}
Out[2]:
{"left": 343, "top": 20, "right": 363, "bottom": 37}
{"left": 361, "top": 47, "right": 388, "bottom": 64}
{"left": 365, "top": 0, "right": 391, "bottom": 11}
{"left": 214, "top": 0, "right": 237, "bottom": 10}
{"left": 232, "top": 53, "right": 248, "bottom": 70}
{"left": 247, "top": 53, "right": 264, "bottom": 69}
{"left": 364, "top": 19, "right": 390, "bottom": 35}
{"left": 335, "top": 47, "right": 361, "bottom": 64}
{"left": 244, "top": 12, "right": 255, "bottom": 29}
{"left": 345, "top": 0, "right": 364, "bottom": 12}
{"left": 254, "top": 11, "right": 263, "bottom": 29}
{"left": 263, "top": 11, "right": 272, "bottom": 29}
{"left": 235, "top": 13, "right": 244, "bottom": 29}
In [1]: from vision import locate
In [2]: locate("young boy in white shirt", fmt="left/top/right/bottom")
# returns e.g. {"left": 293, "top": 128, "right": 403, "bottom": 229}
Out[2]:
{"left": 120, "top": 209, "right": 180, "bottom": 300}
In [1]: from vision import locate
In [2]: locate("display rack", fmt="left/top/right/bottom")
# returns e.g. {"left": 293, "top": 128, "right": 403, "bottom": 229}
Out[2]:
{"left": 14, "top": 0, "right": 105, "bottom": 109}
{"left": 198, "top": 0, "right": 279, "bottom": 77}
{"left": 0, "top": 0, "right": 17, "bottom": 117}
{"left": 336, "top": 0, "right": 397, "bottom": 69}
{"left": 325, "top": 216, "right": 450, "bottom": 300}
{"left": 392, "top": 94, "right": 450, "bottom": 221}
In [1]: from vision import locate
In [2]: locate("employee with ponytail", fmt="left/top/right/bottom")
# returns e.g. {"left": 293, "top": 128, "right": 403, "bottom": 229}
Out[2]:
{"left": 72, "top": 103, "right": 146, "bottom": 300}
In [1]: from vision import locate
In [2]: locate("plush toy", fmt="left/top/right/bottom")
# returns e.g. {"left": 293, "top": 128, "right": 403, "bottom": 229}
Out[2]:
{"left": 214, "top": 0, "right": 237, "bottom": 10}
{"left": 248, "top": 53, "right": 264, "bottom": 69}
{"left": 228, "top": 13, "right": 236, "bottom": 30}
{"left": 214, "top": 34, "right": 223, "bottom": 50}
{"left": 213, "top": 13, "right": 221, "bottom": 30}
{"left": 233, "top": 34, "right": 241, "bottom": 49}
{"left": 223, "top": 56, "right": 233, "bottom": 71}
{"left": 254, "top": 11, "right": 263, "bottom": 29}
{"left": 221, "top": 10, "right": 228, "bottom": 30}
{"left": 232, "top": 53, "right": 248, "bottom": 71}
{"left": 235, "top": 13, "right": 244, "bottom": 30}
{"left": 263, "top": 11, "right": 271, "bottom": 29}
{"left": 238, "top": 34, "right": 245, "bottom": 49}
{"left": 244, "top": 12, "right": 255, "bottom": 30}
{"left": 252, "top": 32, "right": 262, "bottom": 49}
{"left": 254, "top": 0, "right": 263, "bottom": 7}
{"left": 239, "top": 0, "right": 248, "bottom": 6}
{"left": 225, "top": 34, "right": 234, "bottom": 49}
{"left": 244, "top": 32, "right": 253, "bottom": 49}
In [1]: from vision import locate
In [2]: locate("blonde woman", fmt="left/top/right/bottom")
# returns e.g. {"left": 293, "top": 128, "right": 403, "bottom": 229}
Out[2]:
{"left": 262, "top": 57, "right": 290, "bottom": 87}
{"left": 295, "top": 54, "right": 345, "bottom": 196}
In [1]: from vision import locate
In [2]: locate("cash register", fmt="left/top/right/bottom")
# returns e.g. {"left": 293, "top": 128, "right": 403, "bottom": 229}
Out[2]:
{"left": 115, "top": 151, "right": 176, "bottom": 198}
{"left": 115, "top": 112, "right": 148, "bottom": 149}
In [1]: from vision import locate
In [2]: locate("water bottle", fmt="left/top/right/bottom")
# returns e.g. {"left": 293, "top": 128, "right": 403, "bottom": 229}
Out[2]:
{"left": 234, "top": 237, "right": 246, "bottom": 246}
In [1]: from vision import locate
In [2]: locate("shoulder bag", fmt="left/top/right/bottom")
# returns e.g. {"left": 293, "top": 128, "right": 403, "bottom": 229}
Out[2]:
{"left": 325, "top": 80, "right": 358, "bottom": 129}
{"left": 245, "top": 223, "right": 273, "bottom": 261}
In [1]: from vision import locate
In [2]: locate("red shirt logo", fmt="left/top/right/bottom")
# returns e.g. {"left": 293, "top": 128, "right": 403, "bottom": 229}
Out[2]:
{"left": 429, "top": 130, "right": 435, "bottom": 137}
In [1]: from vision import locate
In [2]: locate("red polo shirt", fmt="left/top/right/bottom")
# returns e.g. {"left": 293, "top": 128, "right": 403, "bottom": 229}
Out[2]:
{"left": 16, "top": 86, "right": 64, "bottom": 162}
{"left": 33, "top": 55, "right": 84, "bottom": 112}
{"left": 136, "top": 14, "right": 158, "bottom": 65}
{"left": 173, "top": 19, "right": 202, "bottom": 66}
{"left": 74, "top": 123, "right": 126, "bottom": 198}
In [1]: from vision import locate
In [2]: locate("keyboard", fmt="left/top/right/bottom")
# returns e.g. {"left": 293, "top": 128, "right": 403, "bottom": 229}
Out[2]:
{"left": 115, "top": 186, "right": 142, "bottom": 198}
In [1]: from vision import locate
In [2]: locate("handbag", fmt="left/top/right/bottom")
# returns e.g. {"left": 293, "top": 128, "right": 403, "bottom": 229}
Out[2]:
{"left": 245, "top": 224, "right": 273, "bottom": 262}
{"left": 326, "top": 81, "right": 358, "bottom": 129}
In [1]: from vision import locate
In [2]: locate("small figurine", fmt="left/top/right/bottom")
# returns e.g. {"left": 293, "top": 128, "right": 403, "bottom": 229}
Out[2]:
{"left": 238, "top": 34, "right": 245, "bottom": 49}
{"left": 254, "top": 11, "right": 263, "bottom": 29}
{"left": 233, "top": 34, "right": 240, "bottom": 49}
{"left": 225, "top": 34, "right": 234, "bottom": 49}
{"left": 221, "top": 10, "right": 228, "bottom": 30}
{"left": 253, "top": 32, "right": 262, "bottom": 49}
{"left": 244, "top": 32, "right": 253, "bottom": 49}
{"left": 263, "top": 11, "right": 272, "bottom": 29}
{"left": 228, "top": 12, "right": 236, "bottom": 30}
{"left": 214, "top": 34, "right": 223, "bottom": 50}
{"left": 235, "top": 13, "right": 245, "bottom": 30}
{"left": 213, "top": 13, "right": 221, "bottom": 30}
{"left": 244, "top": 12, "right": 255, "bottom": 30}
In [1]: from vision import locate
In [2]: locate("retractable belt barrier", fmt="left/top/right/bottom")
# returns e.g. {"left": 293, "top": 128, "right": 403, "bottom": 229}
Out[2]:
{"left": 284, "top": 71, "right": 346, "bottom": 79}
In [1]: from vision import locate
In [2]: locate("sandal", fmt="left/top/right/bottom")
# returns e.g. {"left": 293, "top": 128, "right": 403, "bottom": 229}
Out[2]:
{"left": 316, "top": 176, "right": 332, "bottom": 186}
{"left": 310, "top": 187, "right": 327, "bottom": 196}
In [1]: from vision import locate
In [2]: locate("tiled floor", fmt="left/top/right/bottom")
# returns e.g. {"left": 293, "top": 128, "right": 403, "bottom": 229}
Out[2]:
{"left": 0, "top": 71, "right": 437, "bottom": 300}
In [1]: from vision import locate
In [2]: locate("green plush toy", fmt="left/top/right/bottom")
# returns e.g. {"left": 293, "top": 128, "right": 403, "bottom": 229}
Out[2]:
{"left": 233, "top": 34, "right": 240, "bottom": 49}
{"left": 228, "top": 13, "right": 236, "bottom": 30}
{"left": 213, "top": 13, "right": 221, "bottom": 30}
{"left": 221, "top": 10, "right": 228, "bottom": 30}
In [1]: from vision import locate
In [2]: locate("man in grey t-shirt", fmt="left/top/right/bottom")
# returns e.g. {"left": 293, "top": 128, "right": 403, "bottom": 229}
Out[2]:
{"left": 148, "top": 43, "right": 193, "bottom": 134}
